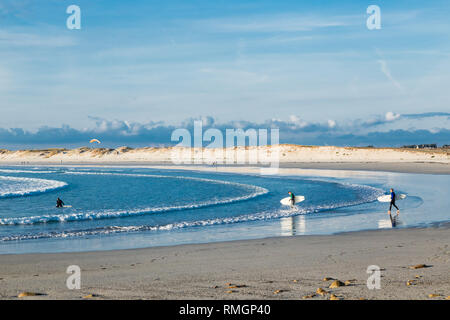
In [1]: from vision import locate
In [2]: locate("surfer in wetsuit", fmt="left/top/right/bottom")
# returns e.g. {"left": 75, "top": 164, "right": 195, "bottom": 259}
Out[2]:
{"left": 388, "top": 188, "right": 400, "bottom": 216}
{"left": 288, "top": 191, "right": 295, "bottom": 206}
{"left": 56, "top": 197, "right": 64, "bottom": 208}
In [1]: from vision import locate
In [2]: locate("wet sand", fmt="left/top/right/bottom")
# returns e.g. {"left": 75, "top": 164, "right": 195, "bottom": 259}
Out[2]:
{"left": 148, "top": 162, "right": 450, "bottom": 175}
{"left": 2, "top": 161, "right": 449, "bottom": 174}
{"left": 279, "top": 162, "right": 450, "bottom": 174}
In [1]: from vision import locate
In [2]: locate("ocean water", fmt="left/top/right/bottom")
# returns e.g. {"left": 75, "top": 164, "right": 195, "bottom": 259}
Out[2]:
{"left": 0, "top": 166, "right": 448, "bottom": 254}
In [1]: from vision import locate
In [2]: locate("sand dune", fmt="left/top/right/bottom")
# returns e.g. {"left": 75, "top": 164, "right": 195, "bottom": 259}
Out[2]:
{"left": 0, "top": 144, "right": 448, "bottom": 164}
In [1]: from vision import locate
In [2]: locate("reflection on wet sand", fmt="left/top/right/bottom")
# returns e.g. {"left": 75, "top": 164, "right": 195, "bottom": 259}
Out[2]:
{"left": 282, "top": 214, "right": 397, "bottom": 234}
{"left": 378, "top": 214, "right": 399, "bottom": 229}
{"left": 281, "top": 215, "right": 306, "bottom": 236}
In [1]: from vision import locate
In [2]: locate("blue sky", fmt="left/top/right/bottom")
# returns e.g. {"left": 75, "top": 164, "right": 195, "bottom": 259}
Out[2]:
{"left": 0, "top": 0, "right": 449, "bottom": 147}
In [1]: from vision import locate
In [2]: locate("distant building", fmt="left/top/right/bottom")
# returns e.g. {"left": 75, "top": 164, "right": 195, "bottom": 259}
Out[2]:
{"left": 401, "top": 144, "right": 437, "bottom": 149}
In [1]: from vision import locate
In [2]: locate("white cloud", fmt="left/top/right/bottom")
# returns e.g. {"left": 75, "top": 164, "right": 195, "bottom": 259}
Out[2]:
{"left": 385, "top": 111, "right": 401, "bottom": 122}
{"left": 288, "top": 115, "right": 308, "bottom": 128}
{"left": 0, "top": 30, "right": 77, "bottom": 47}
{"left": 377, "top": 59, "right": 404, "bottom": 92}
{"left": 193, "top": 14, "right": 353, "bottom": 33}
{"left": 1, "top": 112, "right": 449, "bottom": 148}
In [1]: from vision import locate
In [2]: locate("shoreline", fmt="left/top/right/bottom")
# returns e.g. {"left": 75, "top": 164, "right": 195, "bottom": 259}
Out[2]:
{"left": 0, "top": 164, "right": 449, "bottom": 299}
{"left": 1, "top": 161, "right": 449, "bottom": 175}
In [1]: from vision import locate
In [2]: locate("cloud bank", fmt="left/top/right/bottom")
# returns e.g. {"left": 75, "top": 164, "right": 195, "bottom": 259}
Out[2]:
{"left": 0, "top": 112, "right": 449, "bottom": 149}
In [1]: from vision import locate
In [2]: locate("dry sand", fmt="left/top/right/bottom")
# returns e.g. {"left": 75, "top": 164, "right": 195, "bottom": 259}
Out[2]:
{"left": 1, "top": 144, "right": 449, "bottom": 166}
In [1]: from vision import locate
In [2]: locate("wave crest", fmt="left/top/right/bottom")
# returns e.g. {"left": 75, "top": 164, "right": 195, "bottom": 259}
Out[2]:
{"left": 0, "top": 195, "right": 379, "bottom": 241}
{"left": 0, "top": 172, "right": 268, "bottom": 225}
{"left": 0, "top": 176, "right": 67, "bottom": 199}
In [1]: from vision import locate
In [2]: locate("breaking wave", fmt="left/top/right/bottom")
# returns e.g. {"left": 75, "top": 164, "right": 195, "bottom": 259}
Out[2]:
{"left": 0, "top": 172, "right": 268, "bottom": 225}
{"left": 0, "top": 176, "right": 67, "bottom": 199}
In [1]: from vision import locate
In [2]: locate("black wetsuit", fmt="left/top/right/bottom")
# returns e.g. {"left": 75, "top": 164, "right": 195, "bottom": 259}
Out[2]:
{"left": 56, "top": 198, "right": 64, "bottom": 208}
{"left": 389, "top": 192, "right": 399, "bottom": 211}
{"left": 289, "top": 193, "right": 295, "bottom": 205}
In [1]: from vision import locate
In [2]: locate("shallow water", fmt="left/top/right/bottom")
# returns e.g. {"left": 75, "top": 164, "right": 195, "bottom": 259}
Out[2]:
{"left": 0, "top": 166, "right": 448, "bottom": 254}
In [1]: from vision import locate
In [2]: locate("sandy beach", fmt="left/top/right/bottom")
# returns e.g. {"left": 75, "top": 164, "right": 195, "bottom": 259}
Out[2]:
{"left": 0, "top": 159, "right": 449, "bottom": 300}
{"left": 0, "top": 224, "right": 448, "bottom": 300}
{"left": 1, "top": 145, "right": 449, "bottom": 166}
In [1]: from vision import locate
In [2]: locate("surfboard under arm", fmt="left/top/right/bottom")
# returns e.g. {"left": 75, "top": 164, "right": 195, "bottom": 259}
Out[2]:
{"left": 280, "top": 196, "right": 305, "bottom": 206}
{"left": 377, "top": 194, "right": 407, "bottom": 203}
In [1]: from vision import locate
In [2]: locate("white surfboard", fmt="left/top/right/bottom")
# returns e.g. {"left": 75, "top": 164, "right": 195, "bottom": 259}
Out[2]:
{"left": 63, "top": 205, "right": 72, "bottom": 208}
{"left": 377, "top": 194, "right": 407, "bottom": 203}
{"left": 280, "top": 196, "right": 305, "bottom": 206}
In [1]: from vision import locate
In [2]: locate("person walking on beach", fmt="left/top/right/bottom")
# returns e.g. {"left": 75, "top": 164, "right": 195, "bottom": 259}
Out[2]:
{"left": 288, "top": 191, "right": 295, "bottom": 206}
{"left": 388, "top": 188, "right": 400, "bottom": 216}
{"left": 56, "top": 197, "right": 65, "bottom": 208}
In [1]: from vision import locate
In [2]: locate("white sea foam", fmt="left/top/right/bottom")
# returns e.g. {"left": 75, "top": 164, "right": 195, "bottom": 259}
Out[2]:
{"left": 0, "top": 176, "right": 67, "bottom": 199}
{"left": 0, "top": 172, "right": 268, "bottom": 225}
{"left": 0, "top": 169, "right": 57, "bottom": 174}
{"left": 0, "top": 170, "right": 385, "bottom": 241}
{"left": 0, "top": 191, "right": 381, "bottom": 241}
